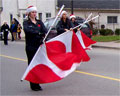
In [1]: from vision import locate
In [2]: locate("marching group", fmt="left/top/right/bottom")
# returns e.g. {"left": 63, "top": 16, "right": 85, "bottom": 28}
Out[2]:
{"left": 1, "top": 5, "right": 92, "bottom": 91}
{"left": 0, "top": 18, "right": 22, "bottom": 45}
{"left": 23, "top": 6, "right": 91, "bottom": 91}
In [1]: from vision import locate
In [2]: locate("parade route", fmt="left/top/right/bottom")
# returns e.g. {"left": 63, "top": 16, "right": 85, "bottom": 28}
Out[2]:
{"left": 0, "top": 41, "right": 120, "bottom": 96}
{"left": 0, "top": 54, "right": 120, "bottom": 82}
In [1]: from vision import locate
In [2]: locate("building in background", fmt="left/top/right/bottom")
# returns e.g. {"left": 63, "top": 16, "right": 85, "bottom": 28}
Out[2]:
{"left": 0, "top": 0, "right": 56, "bottom": 37}
{"left": 18, "top": 0, "right": 56, "bottom": 23}
{"left": 57, "top": 0, "right": 120, "bottom": 31}
{"left": 0, "top": 0, "right": 56, "bottom": 24}
{"left": 0, "top": 0, "right": 120, "bottom": 37}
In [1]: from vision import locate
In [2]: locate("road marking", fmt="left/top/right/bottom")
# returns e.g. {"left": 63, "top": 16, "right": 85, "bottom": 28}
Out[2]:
{"left": 1, "top": 54, "right": 120, "bottom": 82}
{"left": 0, "top": 54, "right": 27, "bottom": 62}
{"left": 75, "top": 70, "right": 120, "bottom": 82}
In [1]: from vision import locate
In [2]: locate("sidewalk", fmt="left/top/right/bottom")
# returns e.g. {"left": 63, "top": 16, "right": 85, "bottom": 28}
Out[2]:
{"left": 92, "top": 41, "right": 120, "bottom": 50}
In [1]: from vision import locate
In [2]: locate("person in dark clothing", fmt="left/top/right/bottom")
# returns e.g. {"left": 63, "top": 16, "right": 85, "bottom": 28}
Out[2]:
{"left": 23, "top": 6, "right": 47, "bottom": 91}
{"left": 1, "top": 22, "right": 10, "bottom": 45}
{"left": 70, "top": 14, "right": 79, "bottom": 33}
{"left": 56, "top": 11, "right": 73, "bottom": 35}
{"left": 10, "top": 20, "right": 17, "bottom": 41}
{"left": 0, "top": 26, "right": 4, "bottom": 40}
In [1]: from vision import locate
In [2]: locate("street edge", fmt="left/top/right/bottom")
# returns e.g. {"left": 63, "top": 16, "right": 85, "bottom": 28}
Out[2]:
{"left": 92, "top": 45, "right": 120, "bottom": 50}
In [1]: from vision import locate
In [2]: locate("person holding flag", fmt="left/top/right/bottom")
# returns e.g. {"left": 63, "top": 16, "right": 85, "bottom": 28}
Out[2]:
{"left": 70, "top": 14, "right": 79, "bottom": 33}
{"left": 56, "top": 11, "right": 73, "bottom": 35}
{"left": 23, "top": 6, "right": 47, "bottom": 91}
{"left": 21, "top": 5, "right": 98, "bottom": 91}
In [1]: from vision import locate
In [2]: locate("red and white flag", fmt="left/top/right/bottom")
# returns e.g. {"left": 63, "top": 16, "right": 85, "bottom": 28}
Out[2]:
{"left": 21, "top": 31, "right": 90, "bottom": 84}
{"left": 76, "top": 31, "right": 96, "bottom": 50}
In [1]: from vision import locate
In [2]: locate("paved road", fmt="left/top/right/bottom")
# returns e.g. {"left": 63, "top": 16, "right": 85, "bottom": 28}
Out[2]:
{"left": 0, "top": 41, "right": 120, "bottom": 96}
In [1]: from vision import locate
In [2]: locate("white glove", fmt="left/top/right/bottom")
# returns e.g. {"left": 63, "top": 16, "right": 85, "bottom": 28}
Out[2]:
{"left": 0, "top": 32, "right": 3, "bottom": 35}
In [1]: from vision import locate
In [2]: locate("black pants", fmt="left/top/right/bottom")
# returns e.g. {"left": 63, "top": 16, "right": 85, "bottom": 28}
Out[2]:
{"left": 26, "top": 49, "right": 40, "bottom": 89}
{"left": 4, "top": 32, "right": 8, "bottom": 45}
{"left": 11, "top": 32, "right": 14, "bottom": 41}
{"left": 0, "top": 34, "right": 3, "bottom": 40}
{"left": 18, "top": 32, "right": 21, "bottom": 39}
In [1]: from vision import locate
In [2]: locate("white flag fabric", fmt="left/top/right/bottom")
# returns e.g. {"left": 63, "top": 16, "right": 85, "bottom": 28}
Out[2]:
{"left": 21, "top": 31, "right": 90, "bottom": 84}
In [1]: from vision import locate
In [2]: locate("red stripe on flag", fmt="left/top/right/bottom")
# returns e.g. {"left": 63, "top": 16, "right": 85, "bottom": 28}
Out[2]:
{"left": 72, "top": 32, "right": 90, "bottom": 62}
{"left": 23, "top": 31, "right": 92, "bottom": 84}
{"left": 81, "top": 31, "right": 96, "bottom": 47}
{"left": 25, "top": 64, "right": 62, "bottom": 84}
{"left": 46, "top": 41, "right": 78, "bottom": 70}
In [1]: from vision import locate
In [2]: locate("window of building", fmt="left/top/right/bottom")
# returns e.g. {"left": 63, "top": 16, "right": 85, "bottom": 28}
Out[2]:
{"left": 23, "top": 14, "right": 26, "bottom": 18}
{"left": 38, "top": 13, "right": 42, "bottom": 20}
{"left": 10, "top": 14, "right": 13, "bottom": 24}
{"left": 107, "top": 16, "right": 118, "bottom": 24}
{"left": 23, "top": 14, "right": 26, "bottom": 21}
{"left": 46, "top": 13, "right": 51, "bottom": 20}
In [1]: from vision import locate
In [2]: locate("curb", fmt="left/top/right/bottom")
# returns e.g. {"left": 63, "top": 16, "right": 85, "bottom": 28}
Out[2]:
{"left": 92, "top": 45, "right": 120, "bottom": 50}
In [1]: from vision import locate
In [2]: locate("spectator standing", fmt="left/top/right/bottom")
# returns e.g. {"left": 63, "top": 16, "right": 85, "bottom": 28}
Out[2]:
{"left": 10, "top": 20, "right": 17, "bottom": 41}
{"left": 0, "top": 25, "right": 4, "bottom": 40}
{"left": 1, "top": 22, "right": 10, "bottom": 45}
{"left": 17, "top": 24, "right": 22, "bottom": 40}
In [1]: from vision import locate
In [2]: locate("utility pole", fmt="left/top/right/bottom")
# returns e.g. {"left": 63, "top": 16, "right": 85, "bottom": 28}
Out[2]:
{"left": 71, "top": 0, "right": 73, "bottom": 14}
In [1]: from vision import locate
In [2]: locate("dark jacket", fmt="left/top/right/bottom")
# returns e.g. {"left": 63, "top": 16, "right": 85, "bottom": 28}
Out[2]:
{"left": 10, "top": 24, "right": 17, "bottom": 32}
{"left": 72, "top": 21, "right": 79, "bottom": 33}
{"left": 23, "top": 19, "right": 47, "bottom": 51}
{"left": 1, "top": 24, "right": 10, "bottom": 33}
{"left": 56, "top": 18, "right": 73, "bottom": 35}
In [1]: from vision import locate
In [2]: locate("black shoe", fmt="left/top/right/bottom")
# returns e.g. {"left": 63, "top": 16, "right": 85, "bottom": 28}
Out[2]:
{"left": 31, "top": 85, "right": 43, "bottom": 91}
{"left": 31, "top": 88, "right": 42, "bottom": 91}
{"left": 31, "top": 87, "right": 43, "bottom": 91}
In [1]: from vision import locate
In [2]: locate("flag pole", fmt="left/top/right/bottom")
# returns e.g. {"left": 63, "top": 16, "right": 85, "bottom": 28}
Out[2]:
{"left": 73, "top": 15, "right": 99, "bottom": 30}
{"left": 73, "top": 13, "right": 92, "bottom": 30}
{"left": 79, "top": 13, "right": 92, "bottom": 29}
{"left": 43, "top": 5, "right": 65, "bottom": 43}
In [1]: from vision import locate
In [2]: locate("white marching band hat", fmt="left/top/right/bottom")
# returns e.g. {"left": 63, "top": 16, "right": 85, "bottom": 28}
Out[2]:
{"left": 26, "top": 6, "right": 37, "bottom": 13}
{"left": 70, "top": 14, "right": 76, "bottom": 19}
{"left": 60, "top": 10, "right": 67, "bottom": 18}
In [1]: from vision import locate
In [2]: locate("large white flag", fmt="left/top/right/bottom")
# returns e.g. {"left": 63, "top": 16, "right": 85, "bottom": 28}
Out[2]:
{"left": 21, "top": 31, "right": 90, "bottom": 84}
